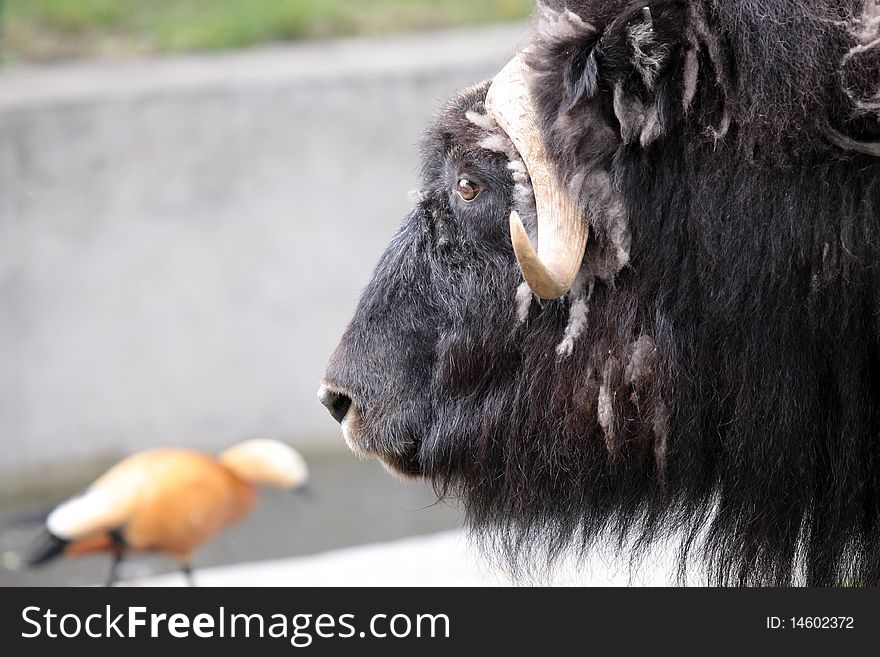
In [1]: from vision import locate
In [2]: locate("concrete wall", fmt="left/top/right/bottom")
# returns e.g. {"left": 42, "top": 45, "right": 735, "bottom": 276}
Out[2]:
{"left": 0, "top": 24, "right": 531, "bottom": 492}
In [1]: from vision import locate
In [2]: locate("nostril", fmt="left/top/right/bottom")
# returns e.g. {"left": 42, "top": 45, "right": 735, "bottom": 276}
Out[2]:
{"left": 328, "top": 393, "right": 352, "bottom": 424}
{"left": 318, "top": 385, "right": 353, "bottom": 424}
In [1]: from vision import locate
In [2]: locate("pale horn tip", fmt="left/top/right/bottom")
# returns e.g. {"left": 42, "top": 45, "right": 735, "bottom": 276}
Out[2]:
{"left": 509, "top": 211, "right": 570, "bottom": 300}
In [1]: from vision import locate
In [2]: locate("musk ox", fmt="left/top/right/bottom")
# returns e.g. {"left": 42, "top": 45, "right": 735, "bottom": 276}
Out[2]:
{"left": 319, "top": 0, "right": 880, "bottom": 585}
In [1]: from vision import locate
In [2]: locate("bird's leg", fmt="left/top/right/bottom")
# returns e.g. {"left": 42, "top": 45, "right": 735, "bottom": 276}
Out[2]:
{"left": 106, "top": 552, "right": 123, "bottom": 587}
{"left": 105, "top": 529, "right": 128, "bottom": 587}
{"left": 180, "top": 561, "right": 196, "bottom": 587}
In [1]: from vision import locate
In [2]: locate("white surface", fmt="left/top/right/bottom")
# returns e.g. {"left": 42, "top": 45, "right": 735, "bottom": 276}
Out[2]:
{"left": 124, "top": 530, "right": 692, "bottom": 587}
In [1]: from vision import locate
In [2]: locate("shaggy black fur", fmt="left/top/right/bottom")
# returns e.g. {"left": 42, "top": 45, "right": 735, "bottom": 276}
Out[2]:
{"left": 323, "top": 1, "right": 880, "bottom": 585}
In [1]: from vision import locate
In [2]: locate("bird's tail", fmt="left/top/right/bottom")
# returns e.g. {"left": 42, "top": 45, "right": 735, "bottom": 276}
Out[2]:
{"left": 25, "top": 529, "right": 69, "bottom": 567}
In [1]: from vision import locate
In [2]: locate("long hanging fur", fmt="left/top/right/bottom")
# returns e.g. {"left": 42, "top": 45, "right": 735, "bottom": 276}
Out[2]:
{"left": 324, "top": 1, "right": 880, "bottom": 586}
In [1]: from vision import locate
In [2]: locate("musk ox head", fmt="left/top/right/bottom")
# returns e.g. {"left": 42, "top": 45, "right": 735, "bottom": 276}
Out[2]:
{"left": 320, "top": 0, "right": 880, "bottom": 585}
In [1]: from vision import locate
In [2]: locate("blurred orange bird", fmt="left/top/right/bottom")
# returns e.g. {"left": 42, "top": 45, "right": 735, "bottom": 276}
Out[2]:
{"left": 26, "top": 439, "right": 309, "bottom": 586}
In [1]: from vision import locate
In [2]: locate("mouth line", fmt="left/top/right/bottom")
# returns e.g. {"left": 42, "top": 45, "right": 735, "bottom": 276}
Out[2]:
{"left": 321, "top": 382, "right": 424, "bottom": 478}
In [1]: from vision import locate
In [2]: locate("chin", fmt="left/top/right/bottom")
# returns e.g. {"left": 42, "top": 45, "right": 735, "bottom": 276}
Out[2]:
{"left": 341, "top": 415, "right": 425, "bottom": 480}
{"left": 376, "top": 452, "right": 424, "bottom": 481}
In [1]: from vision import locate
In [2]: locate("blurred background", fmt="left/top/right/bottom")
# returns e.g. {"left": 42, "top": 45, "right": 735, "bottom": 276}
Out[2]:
{"left": 0, "top": 0, "right": 535, "bottom": 586}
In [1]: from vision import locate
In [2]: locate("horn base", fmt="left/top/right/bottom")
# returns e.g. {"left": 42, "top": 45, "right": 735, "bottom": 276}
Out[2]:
{"left": 487, "top": 53, "right": 588, "bottom": 300}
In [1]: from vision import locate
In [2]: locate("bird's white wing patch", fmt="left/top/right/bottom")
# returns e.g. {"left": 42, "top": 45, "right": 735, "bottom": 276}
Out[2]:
{"left": 47, "top": 488, "right": 124, "bottom": 539}
{"left": 46, "top": 457, "right": 152, "bottom": 539}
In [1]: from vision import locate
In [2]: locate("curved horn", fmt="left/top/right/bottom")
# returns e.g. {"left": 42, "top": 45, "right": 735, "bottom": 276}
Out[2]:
{"left": 485, "top": 54, "right": 588, "bottom": 300}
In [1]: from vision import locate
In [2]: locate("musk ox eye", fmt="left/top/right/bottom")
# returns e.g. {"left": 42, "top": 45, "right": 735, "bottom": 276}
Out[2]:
{"left": 456, "top": 177, "right": 480, "bottom": 202}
